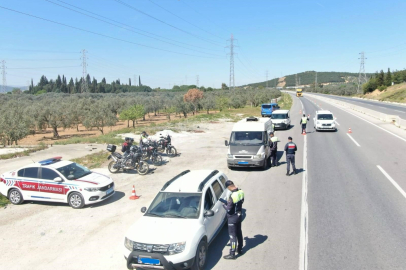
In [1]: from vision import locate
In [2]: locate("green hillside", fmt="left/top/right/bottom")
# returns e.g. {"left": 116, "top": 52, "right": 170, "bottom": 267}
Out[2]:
{"left": 247, "top": 71, "right": 374, "bottom": 88}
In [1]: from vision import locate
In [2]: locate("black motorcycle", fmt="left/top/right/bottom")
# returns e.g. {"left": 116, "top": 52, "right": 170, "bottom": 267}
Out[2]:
{"left": 141, "top": 141, "right": 163, "bottom": 166}
{"left": 157, "top": 134, "right": 177, "bottom": 157}
{"left": 106, "top": 144, "right": 149, "bottom": 175}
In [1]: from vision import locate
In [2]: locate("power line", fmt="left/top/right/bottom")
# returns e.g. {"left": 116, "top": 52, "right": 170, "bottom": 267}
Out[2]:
{"left": 4, "top": 58, "right": 79, "bottom": 61}
{"left": 113, "top": 0, "right": 223, "bottom": 47}
{"left": 7, "top": 66, "right": 80, "bottom": 69}
{"left": 45, "top": 0, "right": 222, "bottom": 57}
{"left": 54, "top": 0, "right": 221, "bottom": 52}
{"left": 0, "top": 48, "right": 79, "bottom": 53}
{"left": 147, "top": 0, "right": 224, "bottom": 40}
{"left": 0, "top": 5, "right": 224, "bottom": 59}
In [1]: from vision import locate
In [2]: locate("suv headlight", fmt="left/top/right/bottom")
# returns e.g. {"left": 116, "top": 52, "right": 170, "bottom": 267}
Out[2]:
{"left": 168, "top": 242, "right": 186, "bottom": 255}
{"left": 124, "top": 237, "right": 134, "bottom": 251}
{"left": 84, "top": 187, "right": 100, "bottom": 192}
{"left": 227, "top": 154, "right": 233, "bottom": 158}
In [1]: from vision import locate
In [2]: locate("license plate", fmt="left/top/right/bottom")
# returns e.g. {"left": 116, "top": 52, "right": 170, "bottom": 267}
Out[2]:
{"left": 106, "top": 187, "right": 114, "bottom": 195}
{"left": 238, "top": 161, "right": 249, "bottom": 164}
{"left": 138, "top": 257, "right": 160, "bottom": 265}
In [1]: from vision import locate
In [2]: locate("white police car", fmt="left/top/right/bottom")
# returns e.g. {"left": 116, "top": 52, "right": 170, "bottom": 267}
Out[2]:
{"left": 124, "top": 170, "right": 231, "bottom": 270}
{"left": 0, "top": 157, "right": 115, "bottom": 209}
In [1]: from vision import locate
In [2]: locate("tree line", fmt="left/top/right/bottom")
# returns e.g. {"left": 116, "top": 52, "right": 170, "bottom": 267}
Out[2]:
{"left": 0, "top": 87, "right": 280, "bottom": 145}
{"left": 362, "top": 69, "right": 406, "bottom": 93}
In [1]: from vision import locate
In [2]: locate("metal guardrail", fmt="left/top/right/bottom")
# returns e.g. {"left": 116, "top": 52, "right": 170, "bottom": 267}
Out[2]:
{"left": 308, "top": 94, "right": 406, "bottom": 130}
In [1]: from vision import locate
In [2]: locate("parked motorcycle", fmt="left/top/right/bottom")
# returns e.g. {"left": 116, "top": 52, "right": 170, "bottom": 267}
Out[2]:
{"left": 157, "top": 134, "right": 177, "bottom": 157}
{"left": 106, "top": 144, "right": 149, "bottom": 175}
{"left": 141, "top": 141, "right": 163, "bottom": 166}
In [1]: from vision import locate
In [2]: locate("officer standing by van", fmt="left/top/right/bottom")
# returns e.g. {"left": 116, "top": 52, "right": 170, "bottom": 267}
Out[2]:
{"left": 269, "top": 132, "right": 278, "bottom": 167}
{"left": 300, "top": 114, "right": 310, "bottom": 134}
{"left": 221, "top": 180, "right": 245, "bottom": 260}
{"left": 284, "top": 136, "right": 297, "bottom": 175}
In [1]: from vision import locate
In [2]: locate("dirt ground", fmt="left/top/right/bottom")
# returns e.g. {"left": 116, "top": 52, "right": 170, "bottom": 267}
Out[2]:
{"left": 19, "top": 111, "right": 214, "bottom": 145}
{"left": 0, "top": 120, "right": 256, "bottom": 270}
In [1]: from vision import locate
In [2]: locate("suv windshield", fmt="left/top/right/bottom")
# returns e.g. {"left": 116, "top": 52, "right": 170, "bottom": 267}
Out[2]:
{"left": 317, "top": 114, "right": 333, "bottom": 120}
{"left": 56, "top": 163, "right": 91, "bottom": 180}
{"left": 146, "top": 192, "right": 201, "bottom": 219}
{"left": 230, "top": 131, "right": 264, "bottom": 145}
{"left": 271, "top": 113, "right": 288, "bottom": 119}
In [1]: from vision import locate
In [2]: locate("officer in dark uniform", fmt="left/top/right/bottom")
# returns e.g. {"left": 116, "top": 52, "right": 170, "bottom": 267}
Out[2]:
{"left": 269, "top": 132, "right": 278, "bottom": 167}
{"left": 284, "top": 136, "right": 297, "bottom": 176}
{"left": 221, "top": 180, "right": 245, "bottom": 260}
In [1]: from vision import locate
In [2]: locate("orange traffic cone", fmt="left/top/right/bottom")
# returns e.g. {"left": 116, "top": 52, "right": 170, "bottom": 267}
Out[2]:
{"left": 348, "top": 128, "right": 352, "bottom": 134}
{"left": 302, "top": 130, "right": 307, "bottom": 135}
{"left": 129, "top": 185, "right": 140, "bottom": 200}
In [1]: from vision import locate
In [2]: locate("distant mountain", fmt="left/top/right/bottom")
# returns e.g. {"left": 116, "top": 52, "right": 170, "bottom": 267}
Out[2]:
{"left": 0, "top": 85, "right": 29, "bottom": 92}
{"left": 246, "top": 71, "right": 374, "bottom": 88}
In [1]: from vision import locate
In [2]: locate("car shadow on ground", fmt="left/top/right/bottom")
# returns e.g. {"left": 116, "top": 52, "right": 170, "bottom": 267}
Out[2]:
{"left": 276, "top": 124, "right": 294, "bottom": 131}
{"left": 117, "top": 167, "right": 157, "bottom": 175}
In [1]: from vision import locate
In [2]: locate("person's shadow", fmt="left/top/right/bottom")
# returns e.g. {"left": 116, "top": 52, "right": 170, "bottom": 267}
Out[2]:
{"left": 241, "top": 234, "right": 268, "bottom": 255}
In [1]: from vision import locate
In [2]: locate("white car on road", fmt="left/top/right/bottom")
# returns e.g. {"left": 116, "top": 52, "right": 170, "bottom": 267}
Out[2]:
{"left": 0, "top": 157, "right": 115, "bottom": 209}
{"left": 314, "top": 110, "right": 337, "bottom": 131}
{"left": 124, "top": 170, "right": 230, "bottom": 270}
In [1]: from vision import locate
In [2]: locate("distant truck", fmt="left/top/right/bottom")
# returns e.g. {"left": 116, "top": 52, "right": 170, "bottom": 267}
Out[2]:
{"left": 296, "top": 88, "right": 303, "bottom": 97}
{"left": 261, "top": 103, "right": 280, "bottom": 117}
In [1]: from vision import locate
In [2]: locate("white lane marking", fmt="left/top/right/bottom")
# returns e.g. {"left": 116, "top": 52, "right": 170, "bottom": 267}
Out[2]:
{"left": 313, "top": 97, "right": 406, "bottom": 143}
{"left": 377, "top": 165, "right": 406, "bottom": 200}
{"left": 335, "top": 121, "right": 340, "bottom": 126}
{"left": 347, "top": 133, "right": 361, "bottom": 147}
{"left": 394, "top": 110, "right": 405, "bottom": 113}
{"left": 299, "top": 98, "right": 308, "bottom": 270}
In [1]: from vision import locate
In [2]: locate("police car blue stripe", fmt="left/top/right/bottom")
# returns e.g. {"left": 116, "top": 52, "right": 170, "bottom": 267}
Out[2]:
{"left": 31, "top": 196, "right": 51, "bottom": 199}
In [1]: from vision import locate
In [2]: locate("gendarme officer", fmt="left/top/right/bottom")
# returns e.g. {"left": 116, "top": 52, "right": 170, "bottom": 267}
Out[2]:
{"left": 221, "top": 180, "right": 245, "bottom": 260}
{"left": 284, "top": 136, "right": 297, "bottom": 176}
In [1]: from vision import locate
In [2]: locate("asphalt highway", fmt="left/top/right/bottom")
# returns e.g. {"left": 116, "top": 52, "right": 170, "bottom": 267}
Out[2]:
{"left": 312, "top": 93, "right": 406, "bottom": 119}
{"left": 300, "top": 94, "right": 406, "bottom": 269}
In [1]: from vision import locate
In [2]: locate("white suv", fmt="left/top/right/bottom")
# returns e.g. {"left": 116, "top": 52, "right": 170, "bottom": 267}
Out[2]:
{"left": 124, "top": 170, "right": 230, "bottom": 270}
{"left": 313, "top": 110, "right": 337, "bottom": 131}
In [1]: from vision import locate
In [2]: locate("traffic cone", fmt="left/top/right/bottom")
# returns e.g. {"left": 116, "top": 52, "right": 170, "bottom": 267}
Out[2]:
{"left": 129, "top": 185, "right": 140, "bottom": 200}
{"left": 302, "top": 130, "right": 307, "bottom": 135}
{"left": 348, "top": 128, "right": 352, "bottom": 134}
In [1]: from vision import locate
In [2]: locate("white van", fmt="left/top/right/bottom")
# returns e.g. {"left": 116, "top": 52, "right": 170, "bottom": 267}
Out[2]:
{"left": 270, "top": 110, "right": 291, "bottom": 130}
{"left": 225, "top": 117, "right": 274, "bottom": 170}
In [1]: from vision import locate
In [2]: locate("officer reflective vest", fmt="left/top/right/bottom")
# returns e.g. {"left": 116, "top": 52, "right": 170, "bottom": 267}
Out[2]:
{"left": 271, "top": 137, "right": 278, "bottom": 142}
{"left": 224, "top": 189, "right": 245, "bottom": 223}
{"left": 301, "top": 117, "right": 308, "bottom": 124}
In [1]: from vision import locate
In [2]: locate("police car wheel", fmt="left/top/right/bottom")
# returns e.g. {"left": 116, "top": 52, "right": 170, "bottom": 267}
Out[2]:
{"left": 8, "top": 189, "right": 24, "bottom": 205}
{"left": 262, "top": 157, "right": 268, "bottom": 170}
{"left": 68, "top": 192, "right": 85, "bottom": 209}
{"left": 191, "top": 239, "right": 207, "bottom": 270}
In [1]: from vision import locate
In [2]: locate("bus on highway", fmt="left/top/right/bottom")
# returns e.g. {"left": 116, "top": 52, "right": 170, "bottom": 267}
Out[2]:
{"left": 296, "top": 88, "right": 303, "bottom": 97}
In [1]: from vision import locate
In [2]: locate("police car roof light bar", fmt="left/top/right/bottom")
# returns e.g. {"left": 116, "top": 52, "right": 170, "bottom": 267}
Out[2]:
{"left": 38, "top": 156, "right": 62, "bottom": 165}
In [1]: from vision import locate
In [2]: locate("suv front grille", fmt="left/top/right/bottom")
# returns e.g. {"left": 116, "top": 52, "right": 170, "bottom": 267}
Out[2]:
{"left": 99, "top": 182, "right": 114, "bottom": 191}
{"left": 133, "top": 243, "right": 169, "bottom": 254}
{"left": 235, "top": 155, "right": 252, "bottom": 159}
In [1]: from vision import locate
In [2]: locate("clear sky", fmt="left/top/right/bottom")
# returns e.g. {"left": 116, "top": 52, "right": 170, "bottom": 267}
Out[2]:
{"left": 1, "top": 0, "right": 405, "bottom": 89}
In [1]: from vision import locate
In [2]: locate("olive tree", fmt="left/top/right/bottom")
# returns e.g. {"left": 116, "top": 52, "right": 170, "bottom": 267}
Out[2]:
{"left": 83, "top": 100, "right": 117, "bottom": 134}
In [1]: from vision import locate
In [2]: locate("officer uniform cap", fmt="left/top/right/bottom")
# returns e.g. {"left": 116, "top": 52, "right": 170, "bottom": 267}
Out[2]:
{"left": 225, "top": 180, "right": 234, "bottom": 188}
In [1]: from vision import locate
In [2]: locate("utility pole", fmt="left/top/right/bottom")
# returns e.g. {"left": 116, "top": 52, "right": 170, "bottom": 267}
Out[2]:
{"left": 134, "top": 75, "right": 136, "bottom": 86}
{"left": 81, "top": 49, "right": 88, "bottom": 93}
{"left": 315, "top": 71, "right": 317, "bottom": 90}
{"left": 227, "top": 34, "right": 236, "bottom": 91}
{"left": 295, "top": 74, "right": 298, "bottom": 87}
{"left": 196, "top": 75, "right": 199, "bottom": 88}
{"left": 266, "top": 70, "right": 269, "bottom": 88}
{"left": 1, "top": 60, "right": 6, "bottom": 93}
{"left": 357, "top": 52, "right": 367, "bottom": 94}
{"left": 299, "top": 77, "right": 301, "bottom": 86}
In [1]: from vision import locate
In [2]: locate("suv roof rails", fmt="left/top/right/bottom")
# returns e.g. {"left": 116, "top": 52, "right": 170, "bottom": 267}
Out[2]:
{"left": 197, "top": 170, "right": 219, "bottom": 192}
{"left": 246, "top": 116, "right": 258, "bottom": 122}
{"left": 161, "top": 170, "right": 191, "bottom": 191}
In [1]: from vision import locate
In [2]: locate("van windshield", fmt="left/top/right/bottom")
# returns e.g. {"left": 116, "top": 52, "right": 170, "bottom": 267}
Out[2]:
{"left": 262, "top": 105, "right": 272, "bottom": 109}
{"left": 230, "top": 131, "right": 264, "bottom": 145}
{"left": 317, "top": 114, "right": 333, "bottom": 120}
{"left": 271, "top": 113, "right": 288, "bottom": 119}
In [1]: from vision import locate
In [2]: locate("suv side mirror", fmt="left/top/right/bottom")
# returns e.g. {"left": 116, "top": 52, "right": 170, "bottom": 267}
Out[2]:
{"left": 141, "top": 207, "right": 147, "bottom": 213}
{"left": 204, "top": 210, "right": 215, "bottom": 217}
{"left": 53, "top": 177, "right": 63, "bottom": 182}
{"left": 224, "top": 140, "right": 229, "bottom": 146}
